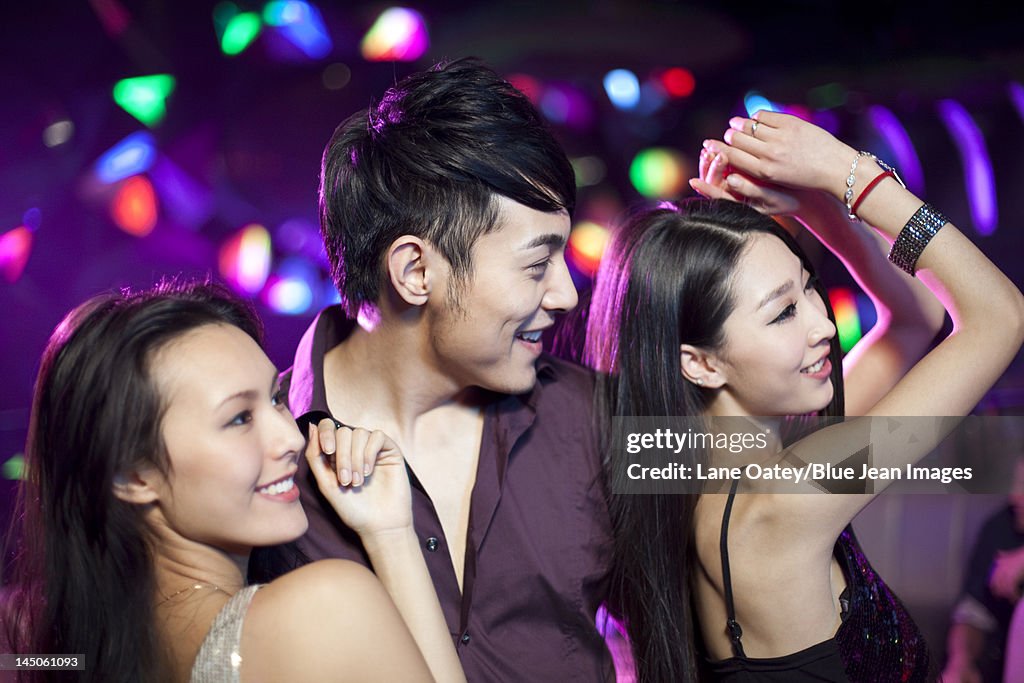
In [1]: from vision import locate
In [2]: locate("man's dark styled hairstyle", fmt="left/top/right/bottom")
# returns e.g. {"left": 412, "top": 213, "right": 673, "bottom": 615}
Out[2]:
{"left": 319, "top": 57, "right": 576, "bottom": 317}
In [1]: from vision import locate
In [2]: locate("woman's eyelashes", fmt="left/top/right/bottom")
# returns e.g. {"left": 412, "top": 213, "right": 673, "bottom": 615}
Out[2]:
{"left": 771, "top": 303, "right": 798, "bottom": 325}
{"left": 226, "top": 387, "right": 286, "bottom": 427}
{"left": 226, "top": 410, "right": 253, "bottom": 428}
{"left": 770, "top": 276, "right": 818, "bottom": 325}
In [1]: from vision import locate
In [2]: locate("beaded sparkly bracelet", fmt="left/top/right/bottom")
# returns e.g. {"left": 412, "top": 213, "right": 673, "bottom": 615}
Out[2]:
{"left": 844, "top": 152, "right": 905, "bottom": 220}
{"left": 888, "top": 203, "right": 949, "bottom": 275}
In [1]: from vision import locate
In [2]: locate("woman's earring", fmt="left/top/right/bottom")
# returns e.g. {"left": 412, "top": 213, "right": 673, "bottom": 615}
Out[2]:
{"left": 696, "top": 378, "right": 704, "bottom": 386}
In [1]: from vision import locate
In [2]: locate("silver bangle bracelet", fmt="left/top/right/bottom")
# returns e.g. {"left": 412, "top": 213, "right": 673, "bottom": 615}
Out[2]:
{"left": 844, "top": 151, "right": 905, "bottom": 220}
{"left": 887, "top": 203, "right": 949, "bottom": 275}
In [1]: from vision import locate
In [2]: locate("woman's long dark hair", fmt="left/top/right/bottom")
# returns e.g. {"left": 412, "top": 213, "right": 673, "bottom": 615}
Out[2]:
{"left": 584, "top": 200, "right": 844, "bottom": 683}
{"left": 3, "top": 279, "right": 262, "bottom": 683}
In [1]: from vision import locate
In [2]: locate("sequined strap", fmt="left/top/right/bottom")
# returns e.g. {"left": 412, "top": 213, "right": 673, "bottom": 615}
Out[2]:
{"left": 190, "top": 584, "right": 262, "bottom": 683}
{"left": 720, "top": 478, "right": 746, "bottom": 658}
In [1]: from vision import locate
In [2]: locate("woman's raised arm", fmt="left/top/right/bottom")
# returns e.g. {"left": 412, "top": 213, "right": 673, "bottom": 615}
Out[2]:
{"left": 720, "top": 111, "right": 1024, "bottom": 421}
{"left": 692, "top": 145, "right": 947, "bottom": 416}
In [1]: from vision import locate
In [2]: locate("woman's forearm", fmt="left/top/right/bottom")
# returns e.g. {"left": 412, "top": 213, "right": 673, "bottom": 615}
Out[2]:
{"left": 362, "top": 528, "right": 467, "bottom": 683}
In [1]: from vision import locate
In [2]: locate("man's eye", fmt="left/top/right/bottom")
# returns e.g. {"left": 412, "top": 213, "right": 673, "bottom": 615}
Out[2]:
{"left": 528, "top": 258, "right": 552, "bottom": 273}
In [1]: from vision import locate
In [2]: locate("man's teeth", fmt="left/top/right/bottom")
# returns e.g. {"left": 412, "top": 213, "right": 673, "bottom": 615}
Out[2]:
{"left": 517, "top": 330, "right": 542, "bottom": 343}
{"left": 803, "top": 358, "right": 826, "bottom": 374}
{"left": 259, "top": 478, "right": 294, "bottom": 495}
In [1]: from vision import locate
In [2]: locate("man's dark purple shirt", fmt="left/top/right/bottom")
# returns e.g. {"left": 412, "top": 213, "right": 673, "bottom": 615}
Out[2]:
{"left": 249, "top": 306, "right": 615, "bottom": 681}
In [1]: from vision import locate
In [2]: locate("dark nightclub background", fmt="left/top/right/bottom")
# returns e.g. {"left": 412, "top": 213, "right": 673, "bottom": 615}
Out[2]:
{"left": 1, "top": 0, "right": 1022, "bottom": 668}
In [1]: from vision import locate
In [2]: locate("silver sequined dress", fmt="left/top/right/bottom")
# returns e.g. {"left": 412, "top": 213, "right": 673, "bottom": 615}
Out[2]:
{"left": 190, "top": 584, "right": 262, "bottom": 683}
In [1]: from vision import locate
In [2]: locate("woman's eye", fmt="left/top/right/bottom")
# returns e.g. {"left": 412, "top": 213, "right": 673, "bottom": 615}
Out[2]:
{"left": 771, "top": 303, "right": 797, "bottom": 324}
{"left": 804, "top": 275, "right": 818, "bottom": 291}
{"left": 271, "top": 388, "right": 286, "bottom": 407}
{"left": 227, "top": 411, "right": 253, "bottom": 427}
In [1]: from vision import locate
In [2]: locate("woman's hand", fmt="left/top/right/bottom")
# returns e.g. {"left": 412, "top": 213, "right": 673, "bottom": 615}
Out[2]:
{"left": 306, "top": 420, "right": 413, "bottom": 538}
{"left": 708, "top": 111, "right": 857, "bottom": 198}
{"left": 692, "top": 144, "right": 813, "bottom": 217}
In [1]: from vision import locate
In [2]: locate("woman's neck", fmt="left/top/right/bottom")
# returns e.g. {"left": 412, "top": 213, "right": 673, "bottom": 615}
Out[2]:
{"left": 147, "top": 516, "right": 249, "bottom": 601}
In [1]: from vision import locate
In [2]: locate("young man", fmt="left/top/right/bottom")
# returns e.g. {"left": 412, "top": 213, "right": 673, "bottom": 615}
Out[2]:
{"left": 251, "top": 59, "right": 614, "bottom": 681}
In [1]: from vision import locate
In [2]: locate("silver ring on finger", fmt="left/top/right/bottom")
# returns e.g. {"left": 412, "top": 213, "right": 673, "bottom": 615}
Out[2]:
{"left": 750, "top": 120, "right": 760, "bottom": 138}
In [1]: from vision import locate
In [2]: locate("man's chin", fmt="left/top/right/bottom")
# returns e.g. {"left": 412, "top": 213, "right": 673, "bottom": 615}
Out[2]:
{"left": 481, "top": 369, "right": 538, "bottom": 396}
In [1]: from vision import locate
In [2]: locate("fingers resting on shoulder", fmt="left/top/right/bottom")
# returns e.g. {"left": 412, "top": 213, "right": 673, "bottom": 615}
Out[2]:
{"left": 308, "top": 419, "right": 399, "bottom": 488}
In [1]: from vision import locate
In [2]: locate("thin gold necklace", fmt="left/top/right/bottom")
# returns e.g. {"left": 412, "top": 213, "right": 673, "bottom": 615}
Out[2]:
{"left": 158, "top": 583, "right": 231, "bottom": 605}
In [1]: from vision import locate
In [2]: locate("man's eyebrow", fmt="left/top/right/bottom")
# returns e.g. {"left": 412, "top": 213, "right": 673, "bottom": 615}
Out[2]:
{"left": 520, "top": 233, "right": 566, "bottom": 251}
{"left": 756, "top": 280, "right": 793, "bottom": 311}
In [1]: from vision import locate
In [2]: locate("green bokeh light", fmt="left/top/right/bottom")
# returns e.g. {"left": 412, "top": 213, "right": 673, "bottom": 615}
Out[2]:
{"left": 112, "top": 75, "right": 176, "bottom": 127}
{"left": 221, "top": 12, "right": 262, "bottom": 55}
{"left": 629, "top": 148, "right": 687, "bottom": 198}
{"left": 3, "top": 454, "right": 25, "bottom": 481}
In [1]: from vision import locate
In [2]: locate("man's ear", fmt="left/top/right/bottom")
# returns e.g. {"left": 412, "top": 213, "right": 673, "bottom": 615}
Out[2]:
{"left": 386, "top": 236, "right": 432, "bottom": 307}
{"left": 679, "top": 344, "right": 727, "bottom": 389}
{"left": 112, "top": 468, "right": 161, "bottom": 505}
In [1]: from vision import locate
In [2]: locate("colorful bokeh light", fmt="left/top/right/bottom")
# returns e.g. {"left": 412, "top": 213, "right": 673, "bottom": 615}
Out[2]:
{"left": 2, "top": 454, "right": 25, "bottom": 481}
{"left": 868, "top": 105, "right": 924, "bottom": 195}
{"left": 221, "top": 11, "right": 262, "bottom": 55}
{"left": 264, "top": 1, "right": 332, "bottom": 58}
{"left": 629, "top": 148, "right": 688, "bottom": 198}
{"left": 113, "top": 74, "right": 176, "bottom": 127}
{"left": 111, "top": 176, "right": 158, "bottom": 237}
{"left": 266, "top": 276, "right": 314, "bottom": 314}
{"left": 567, "top": 222, "right": 610, "bottom": 277}
{"left": 1011, "top": 82, "right": 1024, "bottom": 123}
{"left": 42, "top": 119, "right": 74, "bottom": 148}
{"left": 219, "top": 224, "right": 272, "bottom": 294}
{"left": 571, "top": 156, "right": 606, "bottom": 188}
{"left": 658, "top": 67, "right": 695, "bottom": 98}
{"left": 96, "top": 132, "right": 157, "bottom": 184}
{"left": 539, "top": 84, "right": 593, "bottom": 128}
{"left": 361, "top": 7, "right": 428, "bottom": 62}
{"left": 0, "top": 226, "right": 33, "bottom": 283}
{"left": 828, "top": 287, "right": 862, "bottom": 353}
{"left": 604, "top": 69, "right": 640, "bottom": 110}
{"left": 937, "top": 100, "right": 997, "bottom": 236}
{"left": 743, "top": 91, "right": 780, "bottom": 118}
{"left": 507, "top": 73, "right": 542, "bottom": 104}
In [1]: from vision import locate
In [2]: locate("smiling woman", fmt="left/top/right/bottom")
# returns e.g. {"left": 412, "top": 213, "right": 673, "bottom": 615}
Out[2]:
{"left": 2, "top": 279, "right": 462, "bottom": 683}
{"left": 586, "top": 113, "right": 1024, "bottom": 682}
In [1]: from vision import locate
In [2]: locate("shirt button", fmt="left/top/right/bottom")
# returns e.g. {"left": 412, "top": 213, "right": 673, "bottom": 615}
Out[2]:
{"left": 425, "top": 537, "right": 439, "bottom": 552}
{"left": 460, "top": 632, "right": 471, "bottom": 645}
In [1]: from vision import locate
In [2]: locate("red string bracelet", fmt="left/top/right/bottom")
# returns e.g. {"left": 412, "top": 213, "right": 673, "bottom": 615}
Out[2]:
{"left": 850, "top": 170, "right": 895, "bottom": 219}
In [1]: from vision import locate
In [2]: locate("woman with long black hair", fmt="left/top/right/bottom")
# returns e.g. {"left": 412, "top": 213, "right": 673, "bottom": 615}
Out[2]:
{"left": 587, "top": 113, "right": 1024, "bottom": 681}
{"left": 3, "top": 279, "right": 464, "bottom": 682}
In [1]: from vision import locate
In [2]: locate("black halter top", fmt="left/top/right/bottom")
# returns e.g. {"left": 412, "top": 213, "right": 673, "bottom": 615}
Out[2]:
{"left": 706, "top": 479, "right": 932, "bottom": 682}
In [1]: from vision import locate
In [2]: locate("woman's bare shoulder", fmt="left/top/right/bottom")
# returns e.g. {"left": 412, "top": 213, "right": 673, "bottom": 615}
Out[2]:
{"left": 239, "top": 560, "right": 432, "bottom": 682}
